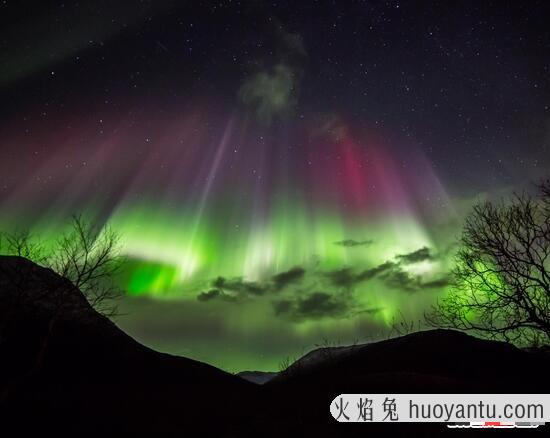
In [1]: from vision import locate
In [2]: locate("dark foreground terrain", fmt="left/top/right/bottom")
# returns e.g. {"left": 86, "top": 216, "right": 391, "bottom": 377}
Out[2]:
{"left": 1, "top": 256, "right": 548, "bottom": 437}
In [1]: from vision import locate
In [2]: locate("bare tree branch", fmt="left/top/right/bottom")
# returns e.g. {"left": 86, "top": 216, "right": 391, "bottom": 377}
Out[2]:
{"left": 1, "top": 215, "right": 124, "bottom": 317}
{"left": 426, "top": 180, "right": 550, "bottom": 345}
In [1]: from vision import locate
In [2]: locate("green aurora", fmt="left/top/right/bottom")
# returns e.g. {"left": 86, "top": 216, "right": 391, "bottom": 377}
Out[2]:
{"left": 1, "top": 194, "right": 462, "bottom": 372}
{"left": 0, "top": 111, "right": 474, "bottom": 371}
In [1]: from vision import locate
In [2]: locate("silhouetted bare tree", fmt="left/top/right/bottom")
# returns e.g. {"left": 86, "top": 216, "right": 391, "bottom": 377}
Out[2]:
{"left": 0, "top": 215, "right": 123, "bottom": 317}
{"left": 1, "top": 230, "right": 45, "bottom": 262}
{"left": 48, "top": 215, "right": 123, "bottom": 317}
{"left": 426, "top": 180, "right": 550, "bottom": 345}
{"left": 0, "top": 216, "right": 124, "bottom": 398}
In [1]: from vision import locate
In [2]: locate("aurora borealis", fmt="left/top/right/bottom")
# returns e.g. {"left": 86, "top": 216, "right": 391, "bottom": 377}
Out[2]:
{"left": 2, "top": 1, "right": 550, "bottom": 371}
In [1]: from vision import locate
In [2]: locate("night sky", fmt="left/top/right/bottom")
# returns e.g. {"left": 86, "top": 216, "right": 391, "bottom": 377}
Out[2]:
{"left": 1, "top": 0, "right": 550, "bottom": 371}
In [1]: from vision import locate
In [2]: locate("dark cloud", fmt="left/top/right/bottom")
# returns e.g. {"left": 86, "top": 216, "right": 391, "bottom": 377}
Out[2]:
{"left": 273, "top": 291, "right": 349, "bottom": 320}
{"left": 324, "top": 267, "right": 356, "bottom": 289}
{"left": 380, "top": 269, "right": 420, "bottom": 292}
{"left": 199, "top": 268, "right": 306, "bottom": 301}
{"left": 363, "top": 256, "right": 449, "bottom": 294}
{"left": 419, "top": 277, "right": 452, "bottom": 289}
{"left": 396, "top": 247, "right": 432, "bottom": 264}
{"left": 272, "top": 291, "right": 384, "bottom": 321}
{"left": 298, "top": 292, "right": 347, "bottom": 318}
{"left": 369, "top": 246, "right": 450, "bottom": 292}
{"left": 324, "top": 247, "right": 439, "bottom": 292}
{"left": 197, "top": 289, "right": 238, "bottom": 302}
{"left": 380, "top": 268, "right": 451, "bottom": 293}
{"left": 197, "top": 289, "right": 221, "bottom": 301}
{"left": 356, "top": 261, "right": 396, "bottom": 281}
{"left": 271, "top": 266, "right": 306, "bottom": 291}
{"left": 325, "top": 261, "right": 395, "bottom": 289}
{"left": 200, "top": 248, "right": 448, "bottom": 308}
{"left": 212, "top": 276, "right": 267, "bottom": 296}
{"left": 334, "top": 239, "right": 373, "bottom": 248}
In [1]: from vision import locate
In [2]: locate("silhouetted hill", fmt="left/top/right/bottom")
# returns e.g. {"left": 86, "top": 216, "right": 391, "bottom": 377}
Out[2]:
{"left": 1, "top": 256, "right": 548, "bottom": 437}
{"left": 237, "top": 370, "right": 278, "bottom": 384}
{"left": 0, "top": 256, "right": 264, "bottom": 436}
{"left": 265, "top": 329, "right": 550, "bottom": 436}
{"left": 279, "top": 343, "right": 361, "bottom": 375}
{"left": 270, "top": 329, "right": 550, "bottom": 391}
